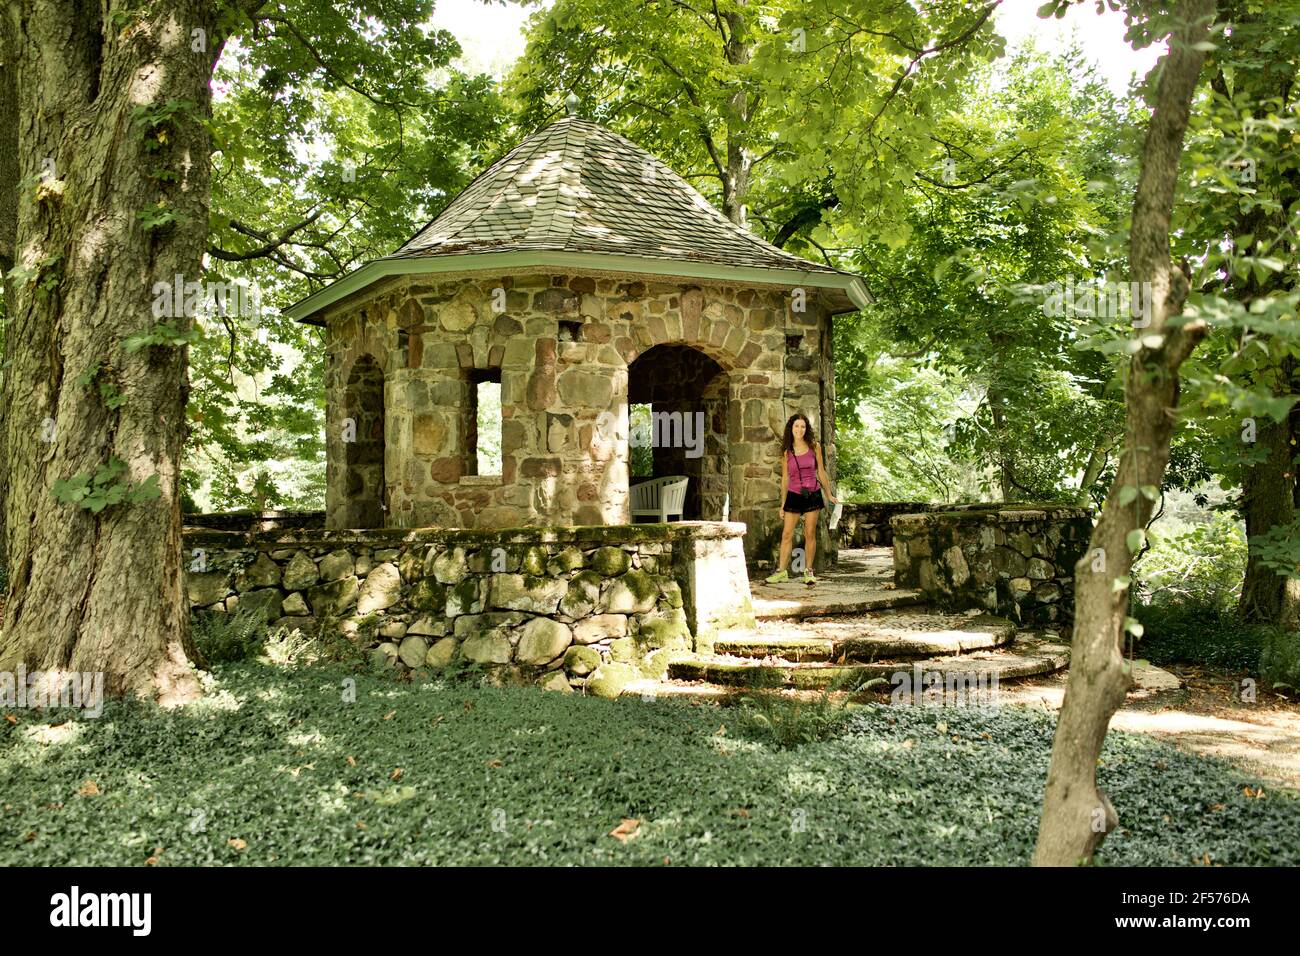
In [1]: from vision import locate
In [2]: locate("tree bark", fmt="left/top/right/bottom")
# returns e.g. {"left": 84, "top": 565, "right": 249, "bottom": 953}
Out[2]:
{"left": 1239, "top": 368, "right": 1300, "bottom": 627}
{"left": 1034, "top": 0, "right": 1216, "bottom": 866}
{"left": 0, "top": 1, "right": 227, "bottom": 703}
{"left": 0, "top": 6, "right": 18, "bottom": 571}
{"left": 1075, "top": 432, "right": 1116, "bottom": 506}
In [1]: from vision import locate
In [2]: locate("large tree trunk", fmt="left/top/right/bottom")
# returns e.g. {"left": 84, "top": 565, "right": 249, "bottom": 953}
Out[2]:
{"left": 1239, "top": 368, "right": 1300, "bottom": 627}
{"left": 1034, "top": 0, "right": 1216, "bottom": 866}
{"left": 0, "top": 7, "right": 18, "bottom": 571}
{"left": 0, "top": 1, "right": 226, "bottom": 703}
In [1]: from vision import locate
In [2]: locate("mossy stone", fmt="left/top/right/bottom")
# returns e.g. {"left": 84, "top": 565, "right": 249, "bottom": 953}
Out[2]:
{"left": 640, "top": 649, "right": 671, "bottom": 680}
{"left": 559, "top": 570, "right": 603, "bottom": 618}
{"left": 637, "top": 610, "right": 690, "bottom": 650}
{"left": 425, "top": 637, "right": 458, "bottom": 669}
{"left": 563, "top": 645, "right": 602, "bottom": 677}
{"left": 538, "top": 671, "right": 573, "bottom": 693}
{"left": 307, "top": 576, "right": 359, "bottom": 617}
{"left": 461, "top": 631, "right": 510, "bottom": 664}
{"left": 446, "top": 577, "right": 484, "bottom": 616}
{"left": 520, "top": 545, "right": 548, "bottom": 576}
{"left": 591, "top": 546, "right": 631, "bottom": 576}
{"left": 516, "top": 618, "right": 573, "bottom": 665}
{"left": 547, "top": 546, "right": 585, "bottom": 575}
{"left": 586, "top": 662, "right": 635, "bottom": 699}
{"left": 606, "top": 570, "right": 658, "bottom": 614}
{"left": 409, "top": 578, "right": 446, "bottom": 612}
{"left": 609, "top": 637, "right": 637, "bottom": 663}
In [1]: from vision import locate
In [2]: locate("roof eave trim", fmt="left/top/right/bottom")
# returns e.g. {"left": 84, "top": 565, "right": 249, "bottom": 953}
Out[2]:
{"left": 284, "top": 251, "right": 871, "bottom": 323}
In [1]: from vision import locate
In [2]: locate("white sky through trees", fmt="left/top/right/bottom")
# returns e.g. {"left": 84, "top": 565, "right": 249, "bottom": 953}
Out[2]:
{"left": 429, "top": 0, "right": 1163, "bottom": 94}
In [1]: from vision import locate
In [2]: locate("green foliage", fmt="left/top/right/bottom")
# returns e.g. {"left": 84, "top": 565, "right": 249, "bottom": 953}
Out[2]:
{"left": 179, "top": 0, "right": 506, "bottom": 511}
{"left": 1247, "top": 519, "right": 1300, "bottom": 579}
{"left": 1136, "top": 513, "right": 1248, "bottom": 610}
{"left": 192, "top": 606, "right": 273, "bottom": 667}
{"left": 136, "top": 202, "right": 186, "bottom": 232}
{"left": 1132, "top": 514, "right": 1270, "bottom": 669}
{"left": 628, "top": 404, "right": 653, "bottom": 478}
{"left": 6, "top": 253, "right": 63, "bottom": 302}
{"left": 1134, "top": 600, "right": 1275, "bottom": 671}
{"left": 51, "top": 458, "right": 161, "bottom": 514}
{"left": 832, "top": 47, "right": 1134, "bottom": 503}
{"left": 124, "top": 322, "right": 201, "bottom": 352}
{"left": 74, "top": 364, "right": 127, "bottom": 410}
{"left": 262, "top": 611, "right": 368, "bottom": 671}
{"left": 1260, "top": 629, "right": 1300, "bottom": 694}
{"left": 733, "top": 670, "right": 884, "bottom": 749}
{"left": 0, "top": 662, "right": 1294, "bottom": 865}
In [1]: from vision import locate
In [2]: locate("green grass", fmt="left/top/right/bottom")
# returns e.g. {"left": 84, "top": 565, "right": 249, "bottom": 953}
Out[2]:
{"left": 1, "top": 660, "right": 1295, "bottom": 866}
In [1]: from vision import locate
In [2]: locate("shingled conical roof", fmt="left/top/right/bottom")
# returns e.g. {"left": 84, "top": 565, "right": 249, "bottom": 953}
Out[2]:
{"left": 285, "top": 113, "right": 869, "bottom": 323}
{"left": 384, "top": 115, "right": 847, "bottom": 275}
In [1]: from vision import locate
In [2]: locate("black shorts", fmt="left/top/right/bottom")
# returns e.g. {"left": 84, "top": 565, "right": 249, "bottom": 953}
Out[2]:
{"left": 783, "top": 489, "right": 824, "bottom": 514}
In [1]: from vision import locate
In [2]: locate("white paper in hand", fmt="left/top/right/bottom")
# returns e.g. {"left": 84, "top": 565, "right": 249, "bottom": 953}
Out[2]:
{"left": 829, "top": 500, "right": 843, "bottom": 530}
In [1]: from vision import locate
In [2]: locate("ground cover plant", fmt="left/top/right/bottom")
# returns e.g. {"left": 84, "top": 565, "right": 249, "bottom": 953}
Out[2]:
{"left": 1, "top": 660, "right": 1293, "bottom": 867}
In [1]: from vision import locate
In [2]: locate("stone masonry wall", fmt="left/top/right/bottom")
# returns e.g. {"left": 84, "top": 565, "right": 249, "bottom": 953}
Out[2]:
{"left": 318, "top": 269, "right": 838, "bottom": 567}
{"left": 836, "top": 502, "right": 941, "bottom": 549}
{"left": 184, "top": 522, "right": 754, "bottom": 697}
{"left": 891, "top": 505, "right": 1093, "bottom": 625}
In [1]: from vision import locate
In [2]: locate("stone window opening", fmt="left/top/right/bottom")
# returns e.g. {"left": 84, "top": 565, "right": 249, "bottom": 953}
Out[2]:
{"left": 557, "top": 319, "right": 583, "bottom": 342}
{"left": 464, "top": 367, "right": 503, "bottom": 477}
{"left": 785, "top": 333, "right": 803, "bottom": 353}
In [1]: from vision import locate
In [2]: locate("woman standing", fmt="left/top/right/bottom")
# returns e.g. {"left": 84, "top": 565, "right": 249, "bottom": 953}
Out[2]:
{"left": 765, "top": 412, "right": 838, "bottom": 585}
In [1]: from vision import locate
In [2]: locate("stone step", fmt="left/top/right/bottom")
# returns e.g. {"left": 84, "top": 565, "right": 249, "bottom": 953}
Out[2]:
{"left": 668, "top": 635, "right": 1070, "bottom": 690}
{"left": 750, "top": 586, "right": 924, "bottom": 621}
{"left": 715, "top": 610, "right": 1016, "bottom": 661}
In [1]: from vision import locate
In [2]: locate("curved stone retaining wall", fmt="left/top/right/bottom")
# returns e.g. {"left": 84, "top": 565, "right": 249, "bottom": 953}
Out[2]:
{"left": 891, "top": 505, "right": 1093, "bottom": 624}
{"left": 183, "top": 521, "right": 753, "bottom": 696}
{"left": 836, "top": 502, "right": 941, "bottom": 548}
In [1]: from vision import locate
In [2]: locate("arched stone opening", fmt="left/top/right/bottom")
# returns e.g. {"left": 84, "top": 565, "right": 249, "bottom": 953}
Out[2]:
{"left": 341, "top": 354, "right": 386, "bottom": 528}
{"left": 627, "top": 344, "right": 730, "bottom": 520}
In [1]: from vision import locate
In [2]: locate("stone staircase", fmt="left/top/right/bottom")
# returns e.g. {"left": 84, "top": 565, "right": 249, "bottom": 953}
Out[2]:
{"left": 630, "top": 548, "right": 1071, "bottom": 699}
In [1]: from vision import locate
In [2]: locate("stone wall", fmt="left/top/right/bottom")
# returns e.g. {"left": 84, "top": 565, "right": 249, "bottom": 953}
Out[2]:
{"left": 184, "top": 511, "right": 326, "bottom": 533}
{"left": 836, "top": 502, "right": 940, "bottom": 549}
{"left": 317, "top": 269, "right": 839, "bottom": 566}
{"left": 891, "top": 505, "right": 1093, "bottom": 624}
{"left": 184, "top": 521, "right": 753, "bottom": 696}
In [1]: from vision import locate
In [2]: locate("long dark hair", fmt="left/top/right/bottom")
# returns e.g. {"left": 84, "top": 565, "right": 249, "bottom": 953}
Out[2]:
{"left": 781, "top": 412, "right": 816, "bottom": 455}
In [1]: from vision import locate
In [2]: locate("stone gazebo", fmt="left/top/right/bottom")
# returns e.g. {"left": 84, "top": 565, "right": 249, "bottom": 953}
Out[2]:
{"left": 284, "top": 104, "right": 869, "bottom": 566}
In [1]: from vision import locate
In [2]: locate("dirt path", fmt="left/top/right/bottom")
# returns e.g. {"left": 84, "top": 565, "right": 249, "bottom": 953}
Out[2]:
{"left": 998, "top": 664, "right": 1300, "bottom": 790}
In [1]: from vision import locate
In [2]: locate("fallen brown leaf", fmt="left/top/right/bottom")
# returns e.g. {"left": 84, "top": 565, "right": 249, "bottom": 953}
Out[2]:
{"left": 609, "top": 818, "right": 640, "bottom": 843}
{"left": 346, "top": 755, "right": 356, "bottom": 767}
{"left": 390, "top": 767, "right": 404, "bottom": 780}
{"left": 3, "top": 714, "right": 16, "bottom": 724}
{"left": 228, "top": 838, "right": 247, "bottom": 851}
{"left": 382, "top": 710, "right": 396, "bottom": 721}
{"left": 486, "top": 759, "right": 503, "bottom": 769}
{"left": 78, "top": 780, "right": 99, "bottom": 797}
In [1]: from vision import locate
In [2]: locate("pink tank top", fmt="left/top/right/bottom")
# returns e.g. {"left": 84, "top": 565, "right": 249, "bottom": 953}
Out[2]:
{"left": 787, "top": 447, "right": 818, "bottom": 492}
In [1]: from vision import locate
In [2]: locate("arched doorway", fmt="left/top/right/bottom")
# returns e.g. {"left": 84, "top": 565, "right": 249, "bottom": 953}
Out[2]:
{"left": 627, "top": 344, "right": 730, "bottom": 520}
{"left": 342, "top": 354, "right": 386, "bottom": 528}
